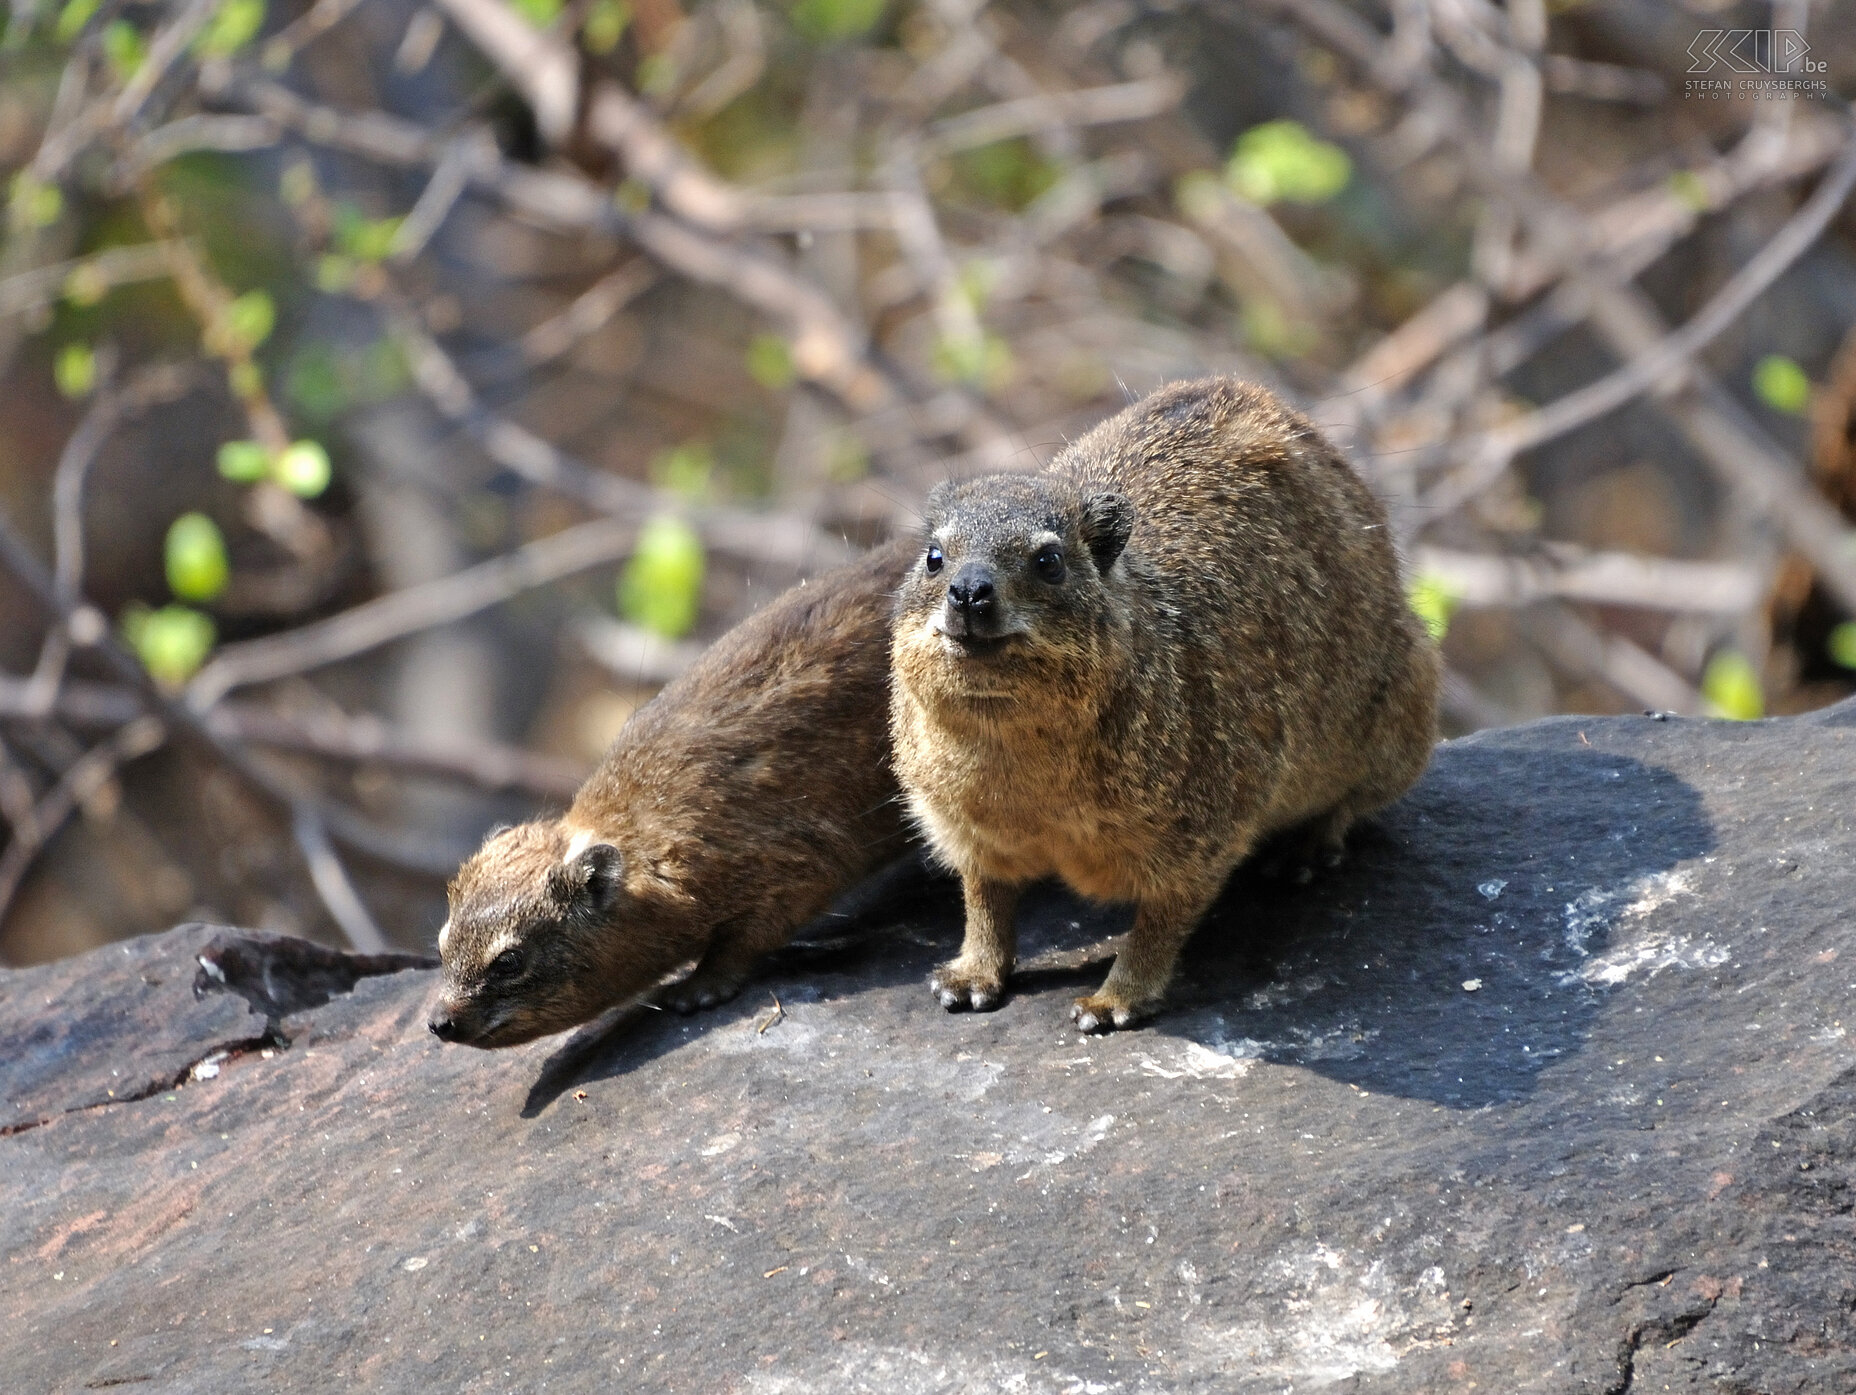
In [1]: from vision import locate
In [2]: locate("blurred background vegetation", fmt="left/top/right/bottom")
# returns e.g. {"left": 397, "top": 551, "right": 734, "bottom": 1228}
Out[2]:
{"left": 1, "top": 0, "right": 1853, "bottom": 963}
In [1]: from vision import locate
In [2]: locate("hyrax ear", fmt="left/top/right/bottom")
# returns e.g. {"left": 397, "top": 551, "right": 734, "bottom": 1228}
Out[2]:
{"left": 1080, "top": 491, "right": 1134, "bottom": 575}
{"left": 550, "top": 842, "right": 624, "bottom": 911}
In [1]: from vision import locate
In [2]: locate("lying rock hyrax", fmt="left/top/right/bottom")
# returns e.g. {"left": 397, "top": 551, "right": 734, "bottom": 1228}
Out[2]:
{"left": 890, "top": 377, "right": 1439, "bottom": 1032}
{"left": 429, "top": 539, "right": 914, "bottom": 1048}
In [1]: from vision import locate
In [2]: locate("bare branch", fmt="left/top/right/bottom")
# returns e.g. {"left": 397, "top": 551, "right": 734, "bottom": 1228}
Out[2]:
{"left": 1414, "top": 546, "right": 1766, "bottom": 615}
{"left": 291, "top": 804, "right": 389, "bottom": 953}
{"left": 184, "top": 516, "right": 640, "bottom": 710}
{"left": 0, "top": 716, "right": 166, "bottom": 931}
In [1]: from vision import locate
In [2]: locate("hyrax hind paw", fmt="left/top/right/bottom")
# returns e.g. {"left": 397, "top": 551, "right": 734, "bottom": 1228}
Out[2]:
{"left": 1070, "top": 992, "right": 1153, "bottom": 1034}
{"left": 929, "top": 960, "right": 1006, "bottom": 1012}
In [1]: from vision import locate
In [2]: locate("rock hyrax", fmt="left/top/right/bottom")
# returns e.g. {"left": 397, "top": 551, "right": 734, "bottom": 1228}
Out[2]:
{"left": 430, "top": 539, "right": 914, "bottom": 1048}
{"left": 890, "top": 377, "right": 1439, "bottom": 1031}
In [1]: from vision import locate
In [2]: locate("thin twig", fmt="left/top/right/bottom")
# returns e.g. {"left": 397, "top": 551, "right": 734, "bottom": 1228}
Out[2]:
{"left": 0, "top": 716, "right": 166, "bottom": 930}
{"left": 291, "top": 803, "right": 389, "bottom": 952}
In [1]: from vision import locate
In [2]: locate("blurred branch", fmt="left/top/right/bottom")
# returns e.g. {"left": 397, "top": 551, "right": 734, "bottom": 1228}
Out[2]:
{"left": 921, "top": 75, "right": 1185, "bottom": 155}
{"left": 0, "top": 677, "right": 587, "bottom": 799}
{"left": 0, "top": 508, "right": 462, "bottom": 883}
{"left": 1243, "top": 0, "right": 1856, "bottom": 616}
{"left": 430, "top": 0, "right": 748, "bottom": 228}
{"left": 291, "top": 804, "right": 388, "bottom": 953}
{"left": 390, "top": 304, "right": 856, "bottom": 570}
{"left": 185, "top": 516, "right": 641, "bottom": 710}
{"left": 1448, "top": 137, "right": 1856, "bottom": 494}
{"left": 0, "top": 716, "right": 167, "bottom": 932}
{"left": 0, "top": 244, "right": 177, "bottom": 319}
{"left": 1414, "top": 546, "right": 1766, "bottom": 615}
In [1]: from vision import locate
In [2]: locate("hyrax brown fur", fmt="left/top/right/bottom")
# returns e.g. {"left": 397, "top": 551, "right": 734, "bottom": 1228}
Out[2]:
{"left": 890, "top": 377, "right": 1439, "bottom": 1032}
{"left": 429, "top": 539, "right": 915, "bottom": 1048}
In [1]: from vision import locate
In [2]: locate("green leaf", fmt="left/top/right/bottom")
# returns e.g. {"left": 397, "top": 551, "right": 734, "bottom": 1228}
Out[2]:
{"left": 1702, "top": 650, "right": 1763, "bottom": 721}
{"left": 1752, "top": 354, "right": 1810, "bottom": 415}
{"left": 228, "top": 360, "right": 264, "bottom": 399}
{"left": 511, "top": 0, "right": 564, "bottom": 25}
{"left": 1667, "top": 169, "right": 1709, "bottom": 214}
{"left": 583, "top": 0, "right": 630, "bottom": 53}
{"left": 10, "top": 174, "right": 63, "bottom": 232}
{"left": 953, "top": 138, "right": 1060, "bottom": 212}
{"left": 102, "top": 20, "right": 146, "bottom": 79}
{"left": 165, "top": 512, "right": 230, "bottom": 602}
{"left": 224, "top": 289, "right": 276, "bottom": 352}
{"left": 1407, "top": 572, "right": 1460, "bottom": 643}
{"left": 332, "top": 206, "right": 403, "bottom": 263}
{"left": 1226, "top": 119, "right": 1351, "bottom": 206}
{"left": 746, "top": 334, "right": 796, "bottom": 391}
{"left": 636, "top": 52, "right": 677, "bottom": 95}
{"left": 931, "top": 330, "right": 1014, "bottom": 390}
{"left": 216, "top": 439, "right": 270, "bottom": 482}
{"left": 54, "top": 343, "right": 95, "bottom": 399}
{"left": 618, "top": 514, "right": 705, "bottom": 639}
{"left": 650, "top": 442, "right": 716, "bottom": 501}
{"left": 62, "top": 261, "right": 109, "bottom": 307}
{"left": 122, "top": 603, "right": 216, "bottom": 686}
{"left": 54, "top": 0, "right": 100, "bottom": 42}
{"left": 1827, "top": 621, "right": 1856, "bottom": 671}
{"left": 613, "top": 179, "right": 652, "bottom": 216}
{"left": 790, "top": 0, "right": 886, "bottom": 42}
{"left": 196, "top": 0, "right": 265, "bottom": 58}
{"left": 272, "top": 440, "right": 332, "bottom": 498}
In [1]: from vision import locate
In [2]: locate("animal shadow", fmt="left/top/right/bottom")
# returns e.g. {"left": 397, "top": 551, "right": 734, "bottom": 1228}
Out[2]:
{"left": 1140, "top": 732, "right": 1714, "bottom": 1107}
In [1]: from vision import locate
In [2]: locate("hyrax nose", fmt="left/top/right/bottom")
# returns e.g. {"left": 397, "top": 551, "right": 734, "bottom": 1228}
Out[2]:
{"left": 946, "top": 562, "right": 997, "bottom": 616}
{"left": 428, "top": 1008, "right": 461, "bottom": 1042}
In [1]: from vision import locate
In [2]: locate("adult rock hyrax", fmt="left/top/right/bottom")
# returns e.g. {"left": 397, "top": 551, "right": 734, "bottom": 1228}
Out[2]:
{"left": 889, "top": 377, "right": 1439, "bottom": 1032}
{"left": 429, "top": 539, "right": 914, "bottom": 1048}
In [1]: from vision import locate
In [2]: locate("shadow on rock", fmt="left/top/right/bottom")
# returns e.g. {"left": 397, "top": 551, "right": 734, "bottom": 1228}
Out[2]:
{"left": 519, "top": 855, "right": 965, "bottom": 1115}
{"left": 523, "top": 727, "right": 1712, "bottom": 1114}
{"left": 1140, "top": 734, "right": 1714, "bottom": 1107}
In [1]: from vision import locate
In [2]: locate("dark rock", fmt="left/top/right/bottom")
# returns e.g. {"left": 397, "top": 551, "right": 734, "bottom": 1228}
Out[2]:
{"left": 4, "top": 704, "right": 1856, "bottom": 1393}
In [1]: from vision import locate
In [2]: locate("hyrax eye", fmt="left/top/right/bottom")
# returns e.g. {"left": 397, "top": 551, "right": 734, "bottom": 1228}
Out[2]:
{"left": 489, "top": 947, "right": 525, "bottom": 980}
{"left": 1033, "top": 545, "right": 1066, "bottom": 584}
{"left": 924, "top": 544, "right": 945, "bottom": 575}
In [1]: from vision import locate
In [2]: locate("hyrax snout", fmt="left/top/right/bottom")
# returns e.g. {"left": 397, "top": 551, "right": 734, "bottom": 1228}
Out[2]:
{"left": 890, "top": 376, "right": 1440, "bottom": 1032}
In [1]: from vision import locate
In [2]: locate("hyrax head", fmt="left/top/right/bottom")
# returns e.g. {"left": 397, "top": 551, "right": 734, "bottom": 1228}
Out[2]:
{"left": 428, "top": 820, "right": 624, "bottom": 1048}
{"left": 893, "top": 473, "right": 1134, "bottom": 690}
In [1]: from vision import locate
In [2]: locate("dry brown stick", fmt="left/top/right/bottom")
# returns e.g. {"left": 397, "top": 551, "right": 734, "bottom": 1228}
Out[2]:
{"left": 184, "top": 516, "right": 639, "bottom": 710}
{"left": 0, "top": 509, "right": 463, "bottom": 888}
{"left": 1446, "top": 136, "right": 1856, "bottom": 494}
{"left": 430, "top": 0, "right": 747, "bottom": 228}
{"left": 390, "top": 304, "right": 856, "bottom": 571}
{"left": 226, "top": 77, "right": 927, "bottom": 430}
{"left": 291, "top": 803, "right": 388, "bottom": 952}
{"left": 1414, "top": 546, "right": 1765, "bottom": 615}
{"left": 0, "top": 716, "right": 167, "bottom": 933}
{"left": 1246, "top": 0, "right": 1856, "bottom": 615}
{"left": 0, "top": 676, "right": 589, "bottom": 798}
{"left": 920, "top": 76, "right": 1185, "bottom": 154}
{"left": 0, "top": 243, "right": 177, "bottom": 319}
{"left": 1527, "top": 606, "right": 1705, "bottom": 717}
{"left": 512, "top": 260, "right": 658, "bottom": 371}
{"left": 1323, "top": 112, "right": 1847, "bottom": 429}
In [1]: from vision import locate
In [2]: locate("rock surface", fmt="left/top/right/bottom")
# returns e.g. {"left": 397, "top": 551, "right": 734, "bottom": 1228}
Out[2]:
{"left": 5, "top": 704, "right": 1856, "bottom": 1393}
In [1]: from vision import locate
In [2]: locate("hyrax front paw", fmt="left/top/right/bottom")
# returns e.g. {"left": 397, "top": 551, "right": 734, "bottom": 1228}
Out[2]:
{"left": 1069, "top": 992, "right": 1154, "bottom": 1034}
{"left": 655, "top": 969, "right": 745, "bottom": 1015}
{"left": 929, "top": 959, "right": 1006, "bottom": 1012}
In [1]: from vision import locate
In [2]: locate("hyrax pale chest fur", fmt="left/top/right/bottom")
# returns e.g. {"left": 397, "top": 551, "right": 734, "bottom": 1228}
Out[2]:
{"left": 890, "top": 377, "right": 1439, "bottom": 1032}
{"left": 429, "top": 539, "right": 915, "bottom": 1048}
